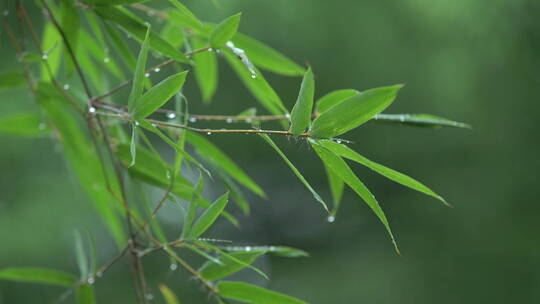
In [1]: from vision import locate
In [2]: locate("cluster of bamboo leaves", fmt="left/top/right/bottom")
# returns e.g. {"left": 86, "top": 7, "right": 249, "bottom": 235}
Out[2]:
{"left": 0, "top": 0, "right": 469, "bottom": 303}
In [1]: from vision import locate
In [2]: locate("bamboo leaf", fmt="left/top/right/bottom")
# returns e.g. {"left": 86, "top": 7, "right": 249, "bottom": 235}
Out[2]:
{"left": 0, "top": 268, "right": 77, "bottom": 287}
{"left": 217, "top": 281, "right": 307, "bottom": 304}
{"left": 40, "top": 22, "right": 62, "bottom": 82}
{"left": 310, "top": 141, "right": 398, "bottom": 253}
{"left": 130, "top": 71, "right": 188, "bottom": 120}
{"left": 86, "top": 0, "right": 149, "bottom": 5}
{"left": 317, "top": 140, "right": 449, "bottom": 206}
{"left": 373, "top": 113, "right": 471, "bottom": 129}
{"left": 0, "top": 70, "right": 26, "bottom": 90}
{"left": 166, "top": 0, "right": 203, "bottom": 31}
{"left": 210, "top": 13, "right": 241, "bottom": 49}
{"left": 310, "top": 85, "right": 403, "bottom": 138}
{"left": 74, "top": 231, "right": 89, "bottom": 280}
{"left": 222, "top": 246, "right": 308, "bottom": 258}
{"left": 199, "top": 251, "right": 263, "bottom": 281}
{"left": 189, "top": 192, "right": 229, "bottom": 239}
{"left": 289, "top": 67, "right": 315, "bottom": 135}
{"left": 182, "top": 173, "right": 205, "bottom": 238}
{"left": 0, "top": 113, "right": 46, "bottom": 137}
{"left": 192, "top": 37, "right": 218, "bottom": 103}
{"left": 260, "top": 134, "right": 328, "bottom": 212}
{"left": 316, "top": 89, "right": 359, "bottom": 113}
{"left": 159, "top": 284, "right": 181, "bottom": 304}
{"left": 77, "top": 284, "right": 96, "bottom": 304}
{"left": 128, "top": 25, "right": 151, "bottom": 110}
{"left": 323, "top": 163, "right": 345, "bottom": 215}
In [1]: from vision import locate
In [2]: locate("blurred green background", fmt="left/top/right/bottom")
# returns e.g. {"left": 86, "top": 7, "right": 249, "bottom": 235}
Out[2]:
{"left": 1, "top": 0, "right": 539, "bottom": 303}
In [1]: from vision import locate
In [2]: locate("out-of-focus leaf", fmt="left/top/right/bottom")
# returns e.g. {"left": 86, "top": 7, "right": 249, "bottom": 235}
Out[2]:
{"left": 161, "top": 21, "right": 185, "bottom": 49}
{"left": 310, "top": 85, "right": 403, "bottom": 138}
{"left": 224, "top": 51, "right": 286, "bottom": 115}
{"left": 85, "top": 0, "right": 149, "bottom": 5}
{"left": 220, "top": 173, "right": 250, "bottom": 215}
{"left": 217, "top": 281, "right": 307, "bottom": 304}
{"left": 232, "top": 33, "right": 305, "bottom": 76}
{"left": 289, "top": 67, "right": 314, "bottom": 135}
{"left": 159, "top": 284, "right": 181, "bottom": 304}
{"left": 60, "top": 0, "right": 80, "bottom": 75}
{"left": 95, "top": 7, "right": 187, "bottom": 62}
{"left": 128, "top": 25, "right": 151, "bottom": 110}
{"left": 323, "top": 163, "right": 344, "bottom": 215}
{"left": 79, "top": 30, "right": 124, "bottom": 81}
{"left": 260, "top": 134, "right": 328, "bottom": 212}
{"left": 0, "top": 70, "right": 26, "bottom": 90}
{"left": 186, "top": 132, "right": 265, "bottom": 197}
{"left": 166, "top": 0, "right": 203, "bottom": 31}
{"left": 0, "top": 268, "right": 77, "bottom": 287}
{"left": 103, "top": 21, "right": 137, "bottom": 69}
{"left": 222, "top": 246, "right": 309, "bottom": 258}
{"left": 130, "top": 71, "right": 188, "bottom": 119}
{"left": 310, "top": 141, "right": 398, "bottom": 253}
{"left": 74, "top": 231, "right": 89, "bottom": 280}
{"left": 77, "top": 284, "right": 96, "bottom": 304}
{"left": 199, "top": 251, "right": 262, "bottom": 281}
{"left": 210, "top": 13, "right": 241, "bottom": 49}
{"left": 41, "top": 22, "right": 62, "bottom": 82}
{"left": 0, "top": 113, "right": 46, "bottom": 137}
{"left": 192, "top": 37, "right": 217, "bottom": 103}
{"left": 373, "top": 113, "right": 471, "bottom": 129}
{"left": 317, "top": 140, "right": 449, "bottom": 206}
{"left": 316, "top": 89, "right": 359, "bottom": 113}
{"left": 189, "top": 192, "right": 229, "bottom": 238}
{"left": 182, "top": 173, "right": 205, "bottom": 238}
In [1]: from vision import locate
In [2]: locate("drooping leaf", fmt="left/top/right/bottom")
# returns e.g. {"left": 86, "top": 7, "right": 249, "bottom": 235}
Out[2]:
{"left": 316, "top": 89, "right": 359, "bottom": 113}
{"left": 289, "top": 67, "right": 315, "bottom": 135}
{"left": 85, "top": 0, "right": 149, "bottom": 5}
{"left": 317, "top": 140, "right": 449, "bottom": 206}
{"left": 189, "top": 192, "right": 229, "bottom": 238}
{"left": 130, "top": 71, "right": 188, "bottom": 120}
{"left": 95, "top": 7, "right": 188, "bottom": 62}
{"left": 77, "top": 284, "right": 96, "bottom": 304}
{"left": 260, "top": 134, "right": 328, "bottom": 212}
{"left": 222, "top": 246, "right": 309, "bottom": 258}
{"left": 199, "top": 251, "right": 263, "bottom": 281}
{"left": 0, "top": 113, "right": 46, "bottom": 137}
{"left": 159, "top": 284, "right": 181, "bottom": 304}
{"left": 128, "top": 25, "right": 151, "bottom": 110}
{"left": 210, "top": 13, "right": 241, "bottom": 49}
{"left": 372, "top": 113, "right": 471, "bottom": 129}
{"left": 0, "top": 70, "right": 26, "bottom": 90}
{"left": 60, "top": 0, "right": 80, "bottom": 75}
{"left": 186, "top": 132, "right": 265, "bottom": 197}
{"left": 220, "top": 173, "right": 250, "bottom": 215}
{"left": 166, "top": 0, "right": 203, "bottom": 31}
{"left": 310, "top": 85, "right": 403, "bottom": 138}
{"left": 310, "top": 141, "right": 398, "bottom": 253}
{"left": 323, "top": 163, "right": 345, "bottom": 215}
{"left": 192, "top": 37, "right": 218, "bottom": 103}
{"left": 0, "top": 268, "right": 77, "bottom": 287}
{"left": 232, "top": 33, "right": 305, "bottom": 76}
{"left": 182, "top": 173, "right": 205, "bottom": 238}
{"left": 40, "top": 22, "right": 62, "bottom": 82}
{"left": 217, "top": 281, "right": 307, "bottom": 304}
{"left": 74, "top": 231, "right": 89, "bottom": 280}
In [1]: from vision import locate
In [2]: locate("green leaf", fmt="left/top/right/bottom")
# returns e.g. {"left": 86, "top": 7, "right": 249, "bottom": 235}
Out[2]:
{"left": 128, "top": 25, "right": 151, "bottom": 110}
{"left": 0, "top": 70, "right": 26, "bottom": 90}
{"left": 74, "top": 231, "right": 89, "bottom": 280}
{"left": 60, "top": 0, "right": 80, "bottom": 75}
{"left": 218, "top": 281, "right": 307, "bottom": 304}
{"left": 373, "top": 113, "right": 471, "bottom": 129}
{"left": 210, "top": 13, "right": 241, "bottom": 49}
{"left": 310, "top": 85, "right": 403, "bottom": 138}
{"left": 192, "top": 37, "right": 218, "bottom": 103}
{"left": 129, "top": 124, "right": 138, "bottom": 167}
{"left": 232, "top": 33, "right": 305, "bottom": 76}
{"left": 130, "top": 71, "right": 188, "bottom": 120}
{"left": 166, "top": 0, "right": 203, "bottom": 31}
{"left": 186, "top": 132, "right": 265, "bottom": 197}
{"left": 103, "top": 21, "right": 137, "bottom": 69}
{"left": 317, "top": 140, "right": 449, "bottom": 206}
{"left": 159, "top": 284, "right": 181, "bottom": 304}
{"left": 310, "top": 141, "right": 398, "bottom": 253}
{"left": 189, "top": 192, "right": 229, "bottom": 238}
{"left": 77, "top": 284, "right": 96, "bottom": 304}
{"left": 220, "top": 173, "right": 250, "bottom": 215}
{"left": 40, "top": 22, "right": 62, "bottom": 82}
{"left": 222, "top": 246, "right": 309, "bottom": 258}
{"left": 260, "top": 134, "right": 328, "bottom": 212}
{"left": 161, "top": 21, "right": 185, "bottom": 49}
{"left": 0, "top": 113, "right": 46, "bottom": 137}
{"left": 224, "top": 51, "right": 287, "bottom": 115}
{"left": 0, "top": 268, "right": 77, "bottom": 287}
{"left": 199, "top": 251, "right": 263, "bottom": 281}
{"left": 289, "top": 67, "right": 315, "bottom": 135}
{"left": 323, "top": 163, "right": 345, "bottom": 215}
{"left": 182, "top": 173, "right": 205, "bottom": 238}
{"left": 95, "top": 7, "right": 187, "bottom": 62}
{"left": 316, "top": 89, "right": 359, "bottom": 113}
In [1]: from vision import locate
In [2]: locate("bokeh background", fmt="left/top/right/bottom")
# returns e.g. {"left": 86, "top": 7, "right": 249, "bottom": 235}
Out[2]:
{"left": 1, "top": 0, "right": 540, "bottom": 303}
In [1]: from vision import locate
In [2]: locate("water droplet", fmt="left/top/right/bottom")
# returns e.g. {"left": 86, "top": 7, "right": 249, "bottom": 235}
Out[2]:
{"left": 144, "top": 72, "right": 150, "bottom": 78}
{"left": 166, "top": 112, "right": 176, "bottom": 119}
{"left": 326, "top": 215, "right": 336, "bottom": 223}
{"left": 145, "top": 293, "right": 154, "bottom": 300}
{"left": 3, "top": 10, "right": 9, "bottom": 16}
{"left": 245, "top": 118, "right": 252, "bottom": 123}
{"left": 38, "top": 123, "right": 46, "bottom": 130}
{"left": 144, "top": 21, "right": 151, "bottom": 26}
{"left": 208, "top": 47, "right": 213, "bottom": 52}
{"left": 166, "top": 171, "right": 171, "bottom": 179}
{"left": 226, "top": 118, "right": 233, "bottom": 123}
{"left": 134, "top": 121, "right": 140, "bottom": 126}
{"left": 269, "top": 246, "right": 276, "bottom": 251}
{"left": 215, "top": 49, "right": 221, "bottom": 53}
{"left": 103, "top": 57, "right": 110, "bottom": 63}
{"left": 336, "top": 139, "right": 342, "bottom": 144}
{"left": 63, "top": 84, "right": 70, "bottom": 90}
{"left": 250, "top": 73, "right": 257, "bottom": 79}
{"left": 87, "top": 276, "right": 95, "bottom": 285}
{"left": 154, "top": 67, "right": 160, "bottom": 72}
{"left": 285, "top": 113, "right": 291, "bottom": 120}
{"left": 96, "top": 271, "right": 103, "bottom": 278}
{"left": 189, "top": 117, "right": 197, "bottom": 123}
{"left": 127, "top": 34, "right": 132, "bottom": 39}
{"left": 151, "top": 123, "right": 157, "bottom": 127}
{"left": 206, "top": 131, "right": 212, "bottom": 135}
{"left": 88, "top": 107, "right": 96, "bottom": 114}
{"left": 169, "top": 263, "right": 178, "bottom": 271}
{"left": 400, "top": 116, "right": 405, "bottom": 122}
{"left": 245, "top": 246, "right": 252, "bottom": 252}
{"left": 41, "top": 54, "right": 48, "bottom": 60}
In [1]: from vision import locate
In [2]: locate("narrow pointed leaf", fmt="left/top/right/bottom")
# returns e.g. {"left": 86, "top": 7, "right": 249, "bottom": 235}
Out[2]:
{"left": 128, "top": 25, "right": 151, "bottom": 110}
{"left": 223, "top": 246, "right": 308, "bottom": 258}
{"left": 316, "top": 89, "right": 359, "bottom": 113}
{"left": 260, "top": 134, "right": 328, "bottom": 212}
{"left": 210, "top": 13, "right": 241, "bottom": 49}
{"left": 86, "top": 0, "right": 149, "bottom": 5}
{"left": 220, "top": 173, "right": 250, "bottom": 215}
{"left": 0, "top": 113, "right": 46, "bottom": 137}
{"left": 199, "top": 251, "right": 263, "bottom": 281}
{"left": 311, "top": 85, "right": 403, "bottom": 138}
{"left": 189, "top": 192, "right": 229, "bottom": 238}
{"left": 318, "top": 140, "right": 449, "bottom": 206}
{"left": 232, "top": 33, "right": 305, "bottom": 76}
{"left": 166, "top": 0, "right": 203, "bottom": 31}
{"left": 182, "top": 173, "right": 205, "bottom": 238}
{"left": 159, "top": 284, "right": 181, "bottom": 304}
{"left": 130, "top": 71, "right": 188, "bottom": 119}
{"left": 0, "top": 268, "right": 77, "bottom": 287}
{"left": 192, "top": 37, "right": 218, "bottom": 103}
{"left": 74, "top": 231, "right": 89, "bottom": 280}
{"left": 310, "top": 141, "right": 398, "bottom": 253}
{"left": 373, "top": 113, "right": 471, "bottom": 129}
{"left": 40, "top": 22, "right": 62, "bottom": 82}
{"left": 217, "top": 281, "right": 307, "bottom": 304}
{"left": 77, "top": 284, "right": 96, "bottom": 304}
{"left": 0, "top": 70, "right": 26, "bottom": 90}
{"left": 289, "top": 67, "right": 315, "bottom": 135}
{"left": 324, "top": 163, "right": 345, "bottom": 214}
